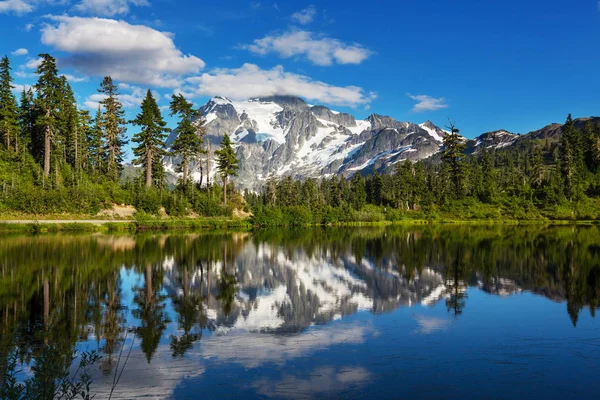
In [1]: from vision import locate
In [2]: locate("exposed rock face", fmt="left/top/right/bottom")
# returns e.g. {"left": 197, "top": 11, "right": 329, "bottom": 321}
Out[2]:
{"left": 163, "top": 95, "right": 599, "bottom": 190}
{"left": 465, "top": 130, "right": 519, "bottom": 153}
{"left": 164, "top": 96, "right": 450, "bottom": 190}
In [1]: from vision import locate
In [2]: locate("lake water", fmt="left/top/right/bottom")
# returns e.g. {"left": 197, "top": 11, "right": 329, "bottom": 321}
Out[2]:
{"left": 1, "top": 225, "right": 600, "bottom": 399}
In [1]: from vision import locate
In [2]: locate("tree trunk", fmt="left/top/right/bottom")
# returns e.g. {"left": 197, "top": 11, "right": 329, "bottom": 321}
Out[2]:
{"left": 145, "top": 149, "right": 153, "bottom": 187}
{"left": 223, "top": 176, "right": 227, "bottom": 206}
{"left": 44, "top": 278, "right": 49, "bottom": 327}
{"left": 145, "top": 263, "right": 153, "bottom": 303}
{"left": 199, "top": 153, "right": 204, "bottom": 188}
{"left": 74, "top": 123, "right": 78, "bottom": 173}
{"left": 206, "top": 142, "right": 211, "bottom": 187}
{"left": 182, "top": 156, "right": 189, "bottom": 185}
{"left": 44, "top": 111, "right": 51, "bottom": 177}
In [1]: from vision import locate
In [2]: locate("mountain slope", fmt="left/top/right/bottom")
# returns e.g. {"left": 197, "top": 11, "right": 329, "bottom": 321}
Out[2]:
{"left": 164, "top": 96, "right": 450, "bottom": 189}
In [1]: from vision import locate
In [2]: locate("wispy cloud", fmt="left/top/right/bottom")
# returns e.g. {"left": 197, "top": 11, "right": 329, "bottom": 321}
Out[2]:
{"left": 414, "top": 315, "right": 451, "bottom": 334}
{"left": 408, "top": 94, "right": 448, "bottom": 112}
{"left": 291, "top": 5, "right": 316, "bottom": 25}
{"left": 0, "top": 0, "right": 33, "bottom": 14}
{"left": 62, "top": 73, "right": 89, "bottom": 83}
{"left": 11, "top": 48, "right": 28, "bottom": 56}
{"left": 183, "top": 63, "right": 376, "bottom": 107}
{"left": 242, "top": 30, "right": 372, "bottom": 66}
{"left": 73, "top": 0, "right": 149, "bottom": 17}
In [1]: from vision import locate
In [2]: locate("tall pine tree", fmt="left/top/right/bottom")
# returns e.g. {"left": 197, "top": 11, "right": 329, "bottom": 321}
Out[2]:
{"left": 169, "top": 94, "right": 202, "bottom": 187}
{"left": 0, "top": 56, "right": 19, "bottom": 152}
{"left": 18, "top": 88, "right": 34, "bottom": 152}
{"left": 88, "top": 106, "right": 104, "bottom": 176}
{"left": 560, "top": 114, "right": 584, "bottom": 201}
{"left": 441, "top": 121, "right": 466, "bottom": 199}
{"left": 131, "top": 90, "right": 169, "bottom": 188}
{"left": 215, "top": 133, "right": 239, "bottom": 206}
{"left": 98, "top": 76, "right": 127, "bottom": 182}
{"left": 33, "top": 54, "right": 62, "bottom": 179}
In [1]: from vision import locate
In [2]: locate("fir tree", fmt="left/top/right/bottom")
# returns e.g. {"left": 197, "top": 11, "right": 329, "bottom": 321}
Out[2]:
{"left": 88, "top": 106, "right": 104, "bottom": 175}
{"left": 131, "top": 90, "right": 169, "bottom": 187}
{"left": 77, "top": 109, "right": 91, "bottom": 174}
{"left": 33, "top": 54, "right": 62, "bottom": 179}
{"left": 441, "top": 120, "right": 466, "bottom": 199}
{"left": 214, "top": 133, "right": 239, "bottom": 206}
{"left": 18, "top": 88, "right": 34, "bottom": 152}
{"left": 98, "top": 76, "right": 127, "bottom": 182}
{"left": 0, "top": 56, "right": 19, "bottom": 152}
{"left": 350, "top": 173, "right": 367, "bottom": 210}
{"left": 479, "top": 150, "right": 496, "bottom": 203}
{"left": 60, "top": 76, "right": 80, "bottom": 172}
{"left": 531, "top": 145, "right": 545, "bottom": 188}
{"left": 169, "top": 94, "right": 202, "bottom": 186}
{"left": 560, "top": 114, "right": 584, "bottom": 201}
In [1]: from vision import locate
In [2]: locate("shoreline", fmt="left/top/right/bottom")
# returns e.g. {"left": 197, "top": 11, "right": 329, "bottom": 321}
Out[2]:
{"left": 0, "top": 217, "right": 598, "bottom": 233}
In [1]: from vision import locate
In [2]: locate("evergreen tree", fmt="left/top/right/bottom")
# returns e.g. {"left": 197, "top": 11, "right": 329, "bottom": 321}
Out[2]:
{"left": 98, "top": 76, "right": 127, "bottom": 182}
{"left": 169, "top": 94, "right": 202, "bottom": 186}
{"left": 350, "top": 173, "right": 367, "bottom": 210}
{"left": 531, "top": 145, "right": 545, "bottom": 188}
{"left": 88, "top": 106, "right": 104, "bottom": 175}
{"left": 0, "top": 56, "right": 19, "bottom": 152}
{"left": 441, "top": 121, "right": 466, "bottom": 199}
{"left": 214, "top": 133, "right": 239, "bottom": 206}
{"left": 77, "top": 109, "right": 91, "bottom": 174}
{"left": 131, "top": 90, "right": 169, "bottom": 187}
{"left": 394, "top": 160, "right": 415, "bottom": 210}
{"left": 33, "top": 54, "right": 62, "bottom": 179}
{"left": 584, "top": 121, "right": 600, "bottom": 172}
{"left": 478, "top": 150, "right": 496, "bottom": 203}
{"left": 60, "top": 76, "right": 80, "bottom": 172}
{"left": 18, "top": 88, "right": 34, "bottom": 152}
{"left": 560, "top": 114, "right": 585, "bottom": 201}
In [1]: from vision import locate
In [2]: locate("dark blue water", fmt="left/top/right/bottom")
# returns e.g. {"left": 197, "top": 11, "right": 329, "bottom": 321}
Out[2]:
{"left": 1, "top": 226, "right": 599, "bottom": 399}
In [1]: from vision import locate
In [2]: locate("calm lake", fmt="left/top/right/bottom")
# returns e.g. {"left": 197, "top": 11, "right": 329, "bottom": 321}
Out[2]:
{"left": 1, "top": 225, "right": 600, "bottom": 399}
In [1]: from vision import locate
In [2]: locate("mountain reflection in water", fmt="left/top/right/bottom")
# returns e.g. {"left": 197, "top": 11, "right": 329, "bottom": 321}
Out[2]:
{"left": 1, "top": 226, "right": 600, "bottom": 399}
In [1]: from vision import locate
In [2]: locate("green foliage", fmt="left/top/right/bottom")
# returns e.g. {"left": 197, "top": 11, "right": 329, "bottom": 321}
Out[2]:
{"left": 215, "top": 133, "right": 239, "bottom": 206}
{"left": 98, "top": 76, "right": 127, "bottom": 182}
{"left": 131, "top": 90, "right": 169, "bottom": 188}
{"left": 170, "top": 94, "right": 204, "bottom": 185}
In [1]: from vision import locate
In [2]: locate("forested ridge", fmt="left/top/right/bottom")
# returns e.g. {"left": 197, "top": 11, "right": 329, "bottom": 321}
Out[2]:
{"left": 1, "top": 53, "right": 600, "bottom": 223}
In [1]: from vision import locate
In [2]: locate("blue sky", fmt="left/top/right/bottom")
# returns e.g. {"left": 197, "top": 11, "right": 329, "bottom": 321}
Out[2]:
{"left": 1, "top": 0, "right": 599, "bottom": 152}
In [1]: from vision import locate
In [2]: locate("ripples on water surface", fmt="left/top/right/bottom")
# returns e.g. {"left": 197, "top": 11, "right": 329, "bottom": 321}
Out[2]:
{"left": 1, "top": 226, "right": 600, "bottom": 399}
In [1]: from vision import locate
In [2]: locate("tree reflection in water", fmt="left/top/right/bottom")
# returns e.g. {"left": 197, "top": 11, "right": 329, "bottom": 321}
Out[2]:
{"left": 0, "top": 226, "right": 600, "bottom": 396}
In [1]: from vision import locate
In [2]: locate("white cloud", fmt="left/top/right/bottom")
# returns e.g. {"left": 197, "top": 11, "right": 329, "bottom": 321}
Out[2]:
{"left": 25, "top": 57, "right": 42, "bottom": 69}
{"left": 83, "top": 83, "right": 146, "bottom": 109}
{"left": 74, "top": 0, "right": 149, "bottom": 17}
{"left": 408, "top": 94, "right": 449, "bottom": 112}
{"left": 25, "top": 23, "right": 34, "bottom": 31}
{"left": 12, "top": 83, "right": 34, "bottom": 93}
{"left": 11, "top": 48, "right": 29, "bottom": 56}
{"left": 291, "top": 5, "right": 316, "bottom": 25}
{"left": 243, "top": 30, "right": 372, "bottom": 66}
{"left": 40, "top": 15, "right": 205, "bottom": 88}
{"left": 183, "top": 63, "right": 376, "bottom": 107}
{"left": 414, "top": 315, "right": 451, "bottom": 334}
{"left": 62, "top": 73, "right": 88, "bottom": 83}
{"left": 0, "top": 0, "right": 33, "bottom": 14}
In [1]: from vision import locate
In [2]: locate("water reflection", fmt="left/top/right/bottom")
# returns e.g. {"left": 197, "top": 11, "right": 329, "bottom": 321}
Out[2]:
{"left": 1, "top": 225, "right": 600, "bottom": 398}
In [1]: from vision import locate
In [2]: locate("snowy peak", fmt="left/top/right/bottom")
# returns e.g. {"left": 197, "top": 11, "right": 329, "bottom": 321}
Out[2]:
{"left": 419, "top": 121, "right": 448, "bottom": 144}
{"left": 167, "top": 95, "right": 450, "bottom": 189}
{"left": 469, "top": 129, "right": 519, "bottom": 152}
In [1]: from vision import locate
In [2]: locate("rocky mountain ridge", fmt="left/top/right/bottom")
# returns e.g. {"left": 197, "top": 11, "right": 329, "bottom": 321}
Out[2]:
{"left": 163, "top": 95, "right": 599, "bottom": 190}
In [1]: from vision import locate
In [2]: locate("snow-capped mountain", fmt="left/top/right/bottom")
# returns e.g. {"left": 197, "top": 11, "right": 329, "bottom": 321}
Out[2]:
{"left": 164, "top": 95, "right": 451, "bottom": 190}
{"left": 465, "top": 129, "right": 519, "bottom": 153}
